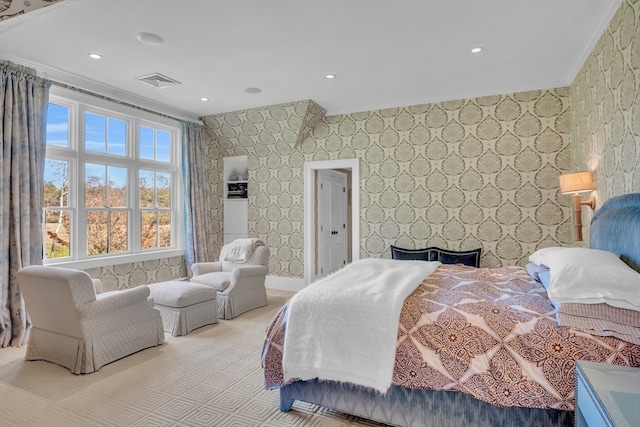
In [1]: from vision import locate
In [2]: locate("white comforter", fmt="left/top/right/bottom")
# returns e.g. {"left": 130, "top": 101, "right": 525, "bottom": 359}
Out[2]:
{"left": 282, "top": 258, "right": 441, "bottom": 393}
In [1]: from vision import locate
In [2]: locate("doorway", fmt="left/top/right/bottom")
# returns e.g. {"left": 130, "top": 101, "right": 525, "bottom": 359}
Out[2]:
{"left": 316, "top": 169, "right": 348, "bottom": 279}
{"left": 304, "top": 159, "right": 360, "bottom": 286}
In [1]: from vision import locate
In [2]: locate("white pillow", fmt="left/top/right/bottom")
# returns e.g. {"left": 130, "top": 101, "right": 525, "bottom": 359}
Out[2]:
{"left": 528, "top": 247, "right": 640, "bottom": 311}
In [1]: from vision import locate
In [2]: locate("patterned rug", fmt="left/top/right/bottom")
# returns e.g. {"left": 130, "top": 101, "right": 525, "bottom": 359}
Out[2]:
{"left": 0, "top": 290, "right": 384, "bottom": 427}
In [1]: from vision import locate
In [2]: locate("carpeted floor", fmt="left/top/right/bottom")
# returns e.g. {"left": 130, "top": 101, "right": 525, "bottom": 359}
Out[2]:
{"left": 0, "top": 289, "right": 386, "bottom": 427}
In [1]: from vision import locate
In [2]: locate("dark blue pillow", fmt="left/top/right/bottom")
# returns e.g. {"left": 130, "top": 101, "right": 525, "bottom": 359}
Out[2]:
{"left": 390, "top": 245, "right": 481, "bottom": 267}
{"left": 436, "top": 248, "right": 481, "bottom": 267}
{"left": 390, "top": 245, "right": 430, "bottom": 261}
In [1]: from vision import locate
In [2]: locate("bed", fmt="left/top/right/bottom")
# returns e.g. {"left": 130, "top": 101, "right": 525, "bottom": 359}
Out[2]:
{"left": 262, "top": 193, "right": 640, "bottom": 427}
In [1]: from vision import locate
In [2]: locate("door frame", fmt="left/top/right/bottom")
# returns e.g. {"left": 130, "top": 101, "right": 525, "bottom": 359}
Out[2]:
{"left": 304, "top": 159, "right": 360, "bottom": 286}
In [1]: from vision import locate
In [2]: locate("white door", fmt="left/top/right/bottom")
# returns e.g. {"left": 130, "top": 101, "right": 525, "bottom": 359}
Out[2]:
{"left": 316, "top": 170, "right": 347, "bottom": 279}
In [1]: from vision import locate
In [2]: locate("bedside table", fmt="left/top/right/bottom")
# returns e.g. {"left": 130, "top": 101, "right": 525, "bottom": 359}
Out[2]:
{"left": 575, "top": 361, "right": 640, "bottom": 427}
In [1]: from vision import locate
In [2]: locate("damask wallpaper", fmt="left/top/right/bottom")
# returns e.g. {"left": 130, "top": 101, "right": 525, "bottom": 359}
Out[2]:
{"left": 202, "top": 0, "right": 639, "bottom": 282}
{"left": 84, "top": 256, "right": 187, "bottom": 293}
{"left": 89, "top": 0, "right": 638, "bottom": 288}
{"left": 0, "top": 0, "right": 62, "bottom": 21}
{"left": 203, "top": 89, "right": 573, "bottom": 276}
{"left": 570, "top": 0, "right": 640, "bottom": 242}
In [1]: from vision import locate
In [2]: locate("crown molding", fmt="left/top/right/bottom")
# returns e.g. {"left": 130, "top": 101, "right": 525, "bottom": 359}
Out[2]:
{"left": 0, "top": 53, "right": 200, "bottom": 122}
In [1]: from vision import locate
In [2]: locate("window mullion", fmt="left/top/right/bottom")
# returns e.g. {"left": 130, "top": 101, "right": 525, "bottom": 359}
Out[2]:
{"left": 77, "top": 123, "right": 88, "bottom": 261}
{"left": 131, "top": 118, "right": 140, "bottom": 253}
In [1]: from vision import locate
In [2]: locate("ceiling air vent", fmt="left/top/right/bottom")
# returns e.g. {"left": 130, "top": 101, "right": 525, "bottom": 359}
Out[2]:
{"left": 136, "top": 73, "right": 180, "bottom": 89}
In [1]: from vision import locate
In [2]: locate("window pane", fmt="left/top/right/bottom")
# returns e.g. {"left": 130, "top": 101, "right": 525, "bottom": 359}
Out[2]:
{"left": 44, "top": 210, "right": 71, "bottom": 258}
{"left": 87, "top": 211, "right": 108, "bottom": 255}
{"left": 85, "top": 163, "right": 106, "bottom": 207}
{"left": 139, "top": 125, "right": 154, "bottom": 160}
{"left": 157, "top": 172, "right": 171, "bottom": 208}
{"left": 107, "top": 118, "right": 127, "bottom": 156}
{"left": 110, "top": 211, "right": 128, "bottom": 253}
{"left": 87, "top": 211, "right": 128, "bottom": 255}
{"left": 140, "top": 211, "right": 157, "bottom": 249}
{"left": 156, "top": 130, "right": 170, "bottom": 162}
{"left": 139, "top": 126, "right": 171, "bottom": 162}
{"left": 44, "top": 159, "right": 69, "bottom": 208}
{"left": 139, "top": 170, "right": 155, "bottom": 208}
{"left": 107, "top": 166, "right": 127, "bottom": 208}
{"left": 159, "top": 212, "right": 171, "bottom": 247}
{"left": 46, "top": 103, "right": 69, "bottom": 147}
{"left": 85, "top": 112, "right": 106, "bottom": 153}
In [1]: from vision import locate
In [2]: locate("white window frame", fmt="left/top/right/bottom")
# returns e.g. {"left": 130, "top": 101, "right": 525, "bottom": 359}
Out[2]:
{"left": 44, "top": 86, "right": 184, "bottom": 269}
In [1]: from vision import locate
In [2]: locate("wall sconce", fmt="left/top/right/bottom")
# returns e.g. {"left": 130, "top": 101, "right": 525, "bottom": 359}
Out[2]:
{"left": 559, "top": 171, "right": 596, "bottom": 241}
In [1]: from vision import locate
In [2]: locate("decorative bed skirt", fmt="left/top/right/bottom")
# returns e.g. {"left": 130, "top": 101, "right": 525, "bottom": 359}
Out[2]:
{"left": 279, "top": 380, "right": 575, "bottom": 427}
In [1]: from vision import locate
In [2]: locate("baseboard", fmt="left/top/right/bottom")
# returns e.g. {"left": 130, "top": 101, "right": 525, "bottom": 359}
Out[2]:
{"left": 265, "top": 275, "right": 304, "bottom": 292}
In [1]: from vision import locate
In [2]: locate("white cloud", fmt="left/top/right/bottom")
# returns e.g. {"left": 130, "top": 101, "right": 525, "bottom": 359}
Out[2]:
{"left": 47, "top": 122, "right": 68, "bottom": 133}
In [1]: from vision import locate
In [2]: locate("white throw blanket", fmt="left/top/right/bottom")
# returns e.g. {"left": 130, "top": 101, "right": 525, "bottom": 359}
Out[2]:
{"left": 223, "top": 238, "right": 264, "bottom": 262}
{"left": 282, "top": 258, "right": 441, "bottom": 393}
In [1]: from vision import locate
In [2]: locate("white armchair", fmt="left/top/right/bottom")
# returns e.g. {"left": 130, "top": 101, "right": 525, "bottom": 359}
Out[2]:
{"left": 17, "top": 265, "right": 164, "bottom": 374}
{"left": 190, "top": 241, "right": 269, "bottom": 319}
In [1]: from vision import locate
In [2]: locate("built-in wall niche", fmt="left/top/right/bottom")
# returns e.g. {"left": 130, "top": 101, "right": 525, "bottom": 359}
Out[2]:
{"left": 224, "top": 156, "right": 248, "bottom": 199}
{"left": 227, "top": 182, "right": 247, "bottom": 199}
{"left": 223, "top": 156, "right": 248, "bottom": 244}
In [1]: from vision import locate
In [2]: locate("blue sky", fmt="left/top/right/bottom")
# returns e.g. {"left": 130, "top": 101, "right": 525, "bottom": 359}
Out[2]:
{"left": 45, "top": 103, "right": 171, "bottom": 187}
{"left": 46, "top": 103, "right": 68, "bottom": 147}
{"left": 47, "top": 102, "right": 170, "bottom": 161}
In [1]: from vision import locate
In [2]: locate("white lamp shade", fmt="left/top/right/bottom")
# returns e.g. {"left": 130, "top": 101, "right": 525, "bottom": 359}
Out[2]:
{"left": 559, "top": 171, "right": 594, "bottom": 194}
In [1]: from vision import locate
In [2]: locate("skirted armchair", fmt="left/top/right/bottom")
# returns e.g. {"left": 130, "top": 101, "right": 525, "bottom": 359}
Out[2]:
{"left": 190, "top": 240, "right": 269, "bottom": 319}
{"left": 17, "top": 265, "right": 164, "bottom": 374}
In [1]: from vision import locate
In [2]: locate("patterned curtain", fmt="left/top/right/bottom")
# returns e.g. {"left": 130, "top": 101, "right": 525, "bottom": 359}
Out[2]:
{"left": 0, "top": 61, "right": 52, "bottom": 347}
{"left": 181, "top": 121, "right": 215, "bottom": 276}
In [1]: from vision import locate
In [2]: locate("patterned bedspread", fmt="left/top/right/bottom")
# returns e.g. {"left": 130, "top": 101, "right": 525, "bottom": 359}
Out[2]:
{"left": 262, "top": 264, "right": 640, "bottom": 411}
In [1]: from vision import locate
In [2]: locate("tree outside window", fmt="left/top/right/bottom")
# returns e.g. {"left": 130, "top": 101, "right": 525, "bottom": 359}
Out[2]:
{"left": 43, "top": 94, "right": 180, "bottom": 264}
{"left": 139, "top": 170, "right": 172, "bottom": 250}
{"left": 43, "top": 158, "right": 71, "bottom": 258}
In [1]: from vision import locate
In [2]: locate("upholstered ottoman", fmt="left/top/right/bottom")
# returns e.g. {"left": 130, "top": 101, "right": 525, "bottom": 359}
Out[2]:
{"left": 148, "top": 281, "right": 218, "bottom": 336}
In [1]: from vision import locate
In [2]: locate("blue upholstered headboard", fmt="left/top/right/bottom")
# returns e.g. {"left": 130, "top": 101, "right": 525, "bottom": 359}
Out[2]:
{"left": 590, "top": 193, "right": 640, "bottom": 272}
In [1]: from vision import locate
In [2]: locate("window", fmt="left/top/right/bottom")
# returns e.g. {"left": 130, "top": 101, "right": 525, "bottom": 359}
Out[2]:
{"left": 43, "top": 88, "right": 182, "bottom": 267}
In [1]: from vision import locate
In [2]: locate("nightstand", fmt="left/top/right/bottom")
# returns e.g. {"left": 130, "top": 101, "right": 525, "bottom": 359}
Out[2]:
{"left": 575, "top": 361, "right": 640, "bottom": 427}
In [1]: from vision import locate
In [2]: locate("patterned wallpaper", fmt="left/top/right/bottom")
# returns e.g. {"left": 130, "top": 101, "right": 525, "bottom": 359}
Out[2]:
{"left": 204, "top": 89, "right": 574, "bottom": 276}
{"left": 203, "top": 100, "right": 327, "bottom": 277}
{"left": 0, "top": 0, "right": 62, "bottom": 21}
{"left": 84, "top": 257, "right": 187, "bottom": 292}
{"left": 88, "top": 0, "right": 637, "bottom": 287}
{"left": 570, "top": 0, "right": 640, "bottom": 242}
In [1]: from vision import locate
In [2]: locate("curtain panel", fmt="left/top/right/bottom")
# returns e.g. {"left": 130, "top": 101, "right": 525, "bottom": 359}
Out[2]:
{"left": 0, "top": 61, "right": 52, "bottom": 347}
{"left": 181, "top": 121, "right": 215, "bottom": 276}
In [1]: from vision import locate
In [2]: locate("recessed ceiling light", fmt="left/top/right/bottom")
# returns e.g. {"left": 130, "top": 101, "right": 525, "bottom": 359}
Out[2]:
{"left": 325, "top": 74, "right": 336, "bottom": 79}
{"left": 245, "top": 87, "right": 262, "bottom": 94}
{"left": 136, "top": 32, "right": 165, "bottom": 46}
{"left": 470, "top": 47, "right": 483, "bottom": 54}
{"left": 88, "top": 53, "right": 102, "bottom": 59}
{"left": 200, "top": 97, "right": 209, "bottom": 102}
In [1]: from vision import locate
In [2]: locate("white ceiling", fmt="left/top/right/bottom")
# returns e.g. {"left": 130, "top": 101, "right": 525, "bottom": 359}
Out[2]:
{"left": 0, "top": 0, "right": 621, "bottom": 121}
